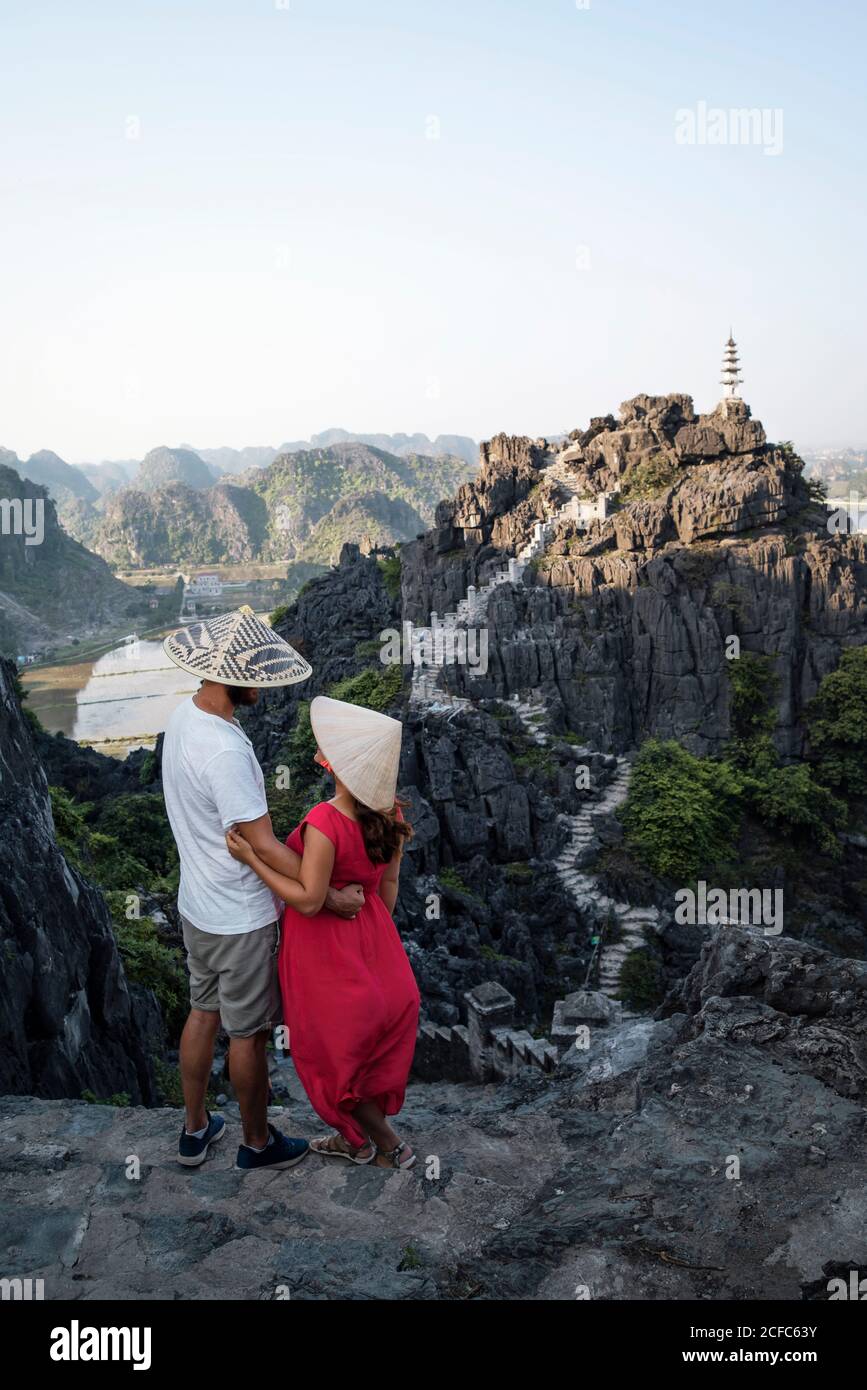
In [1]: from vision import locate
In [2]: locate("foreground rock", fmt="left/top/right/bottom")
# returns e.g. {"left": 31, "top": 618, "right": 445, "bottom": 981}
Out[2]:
{"left": 3, "top": 928, "right": 865, "bottom": 1301}
{"left": 0, "top": 657, "right": 160, "bottom": 1103}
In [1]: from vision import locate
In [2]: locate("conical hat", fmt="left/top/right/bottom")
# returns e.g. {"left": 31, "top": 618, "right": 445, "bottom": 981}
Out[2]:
{"left": 164, "top": 606, "right": 312, "bottom": 688}
{"left": 310, "top": 694, "right": 402, "bottom": 811}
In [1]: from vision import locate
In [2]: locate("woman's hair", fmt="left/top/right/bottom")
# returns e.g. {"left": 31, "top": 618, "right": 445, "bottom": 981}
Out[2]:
{"left": 353, "top": 796, "right": 413, "bottom": 864}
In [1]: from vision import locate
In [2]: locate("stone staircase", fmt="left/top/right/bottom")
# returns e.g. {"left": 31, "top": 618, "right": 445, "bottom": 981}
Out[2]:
{"left": 505, "top": 696, "right": 661, "bottom": 1001}
{"left": 414, "top": 981, "right": 559, "bottom": 1083}
{"left": 407, "top": 454, "right": 647, "bottom": 998}
{"left": 554, "top": 761, "right": 660, "bottom": 998}
{"left": 409, "top": 468, "right": 594, "bottom": 710}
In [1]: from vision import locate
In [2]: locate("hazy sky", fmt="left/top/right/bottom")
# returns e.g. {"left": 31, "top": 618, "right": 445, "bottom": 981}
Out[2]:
{"left": 2, "top": 0, "right": 864, "bottom": 461}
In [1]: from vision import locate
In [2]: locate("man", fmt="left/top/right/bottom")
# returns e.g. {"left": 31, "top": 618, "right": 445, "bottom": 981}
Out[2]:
{"left": 161, "top": 606, "right": 364, "bottom": 1170}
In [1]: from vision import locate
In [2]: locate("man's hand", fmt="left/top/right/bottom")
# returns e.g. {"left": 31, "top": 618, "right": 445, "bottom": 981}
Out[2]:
{"left": 326, "top": 883, "right": 365, "bottom": 919}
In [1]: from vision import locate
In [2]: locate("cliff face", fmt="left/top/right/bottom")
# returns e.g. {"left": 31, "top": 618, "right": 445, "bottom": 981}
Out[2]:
{"left": 402, "top": 395, "right": 867, "bottom": 759}
{"left": 0, "top": 658, "right": 160, "bottom": 1101}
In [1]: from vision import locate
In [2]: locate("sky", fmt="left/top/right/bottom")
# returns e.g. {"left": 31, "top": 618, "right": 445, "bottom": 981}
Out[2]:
{"left": 1, "top": 0, "right": 865, "bottom": 461}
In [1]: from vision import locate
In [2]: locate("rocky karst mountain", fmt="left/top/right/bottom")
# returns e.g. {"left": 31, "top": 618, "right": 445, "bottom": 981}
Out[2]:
{"left": 132, "top": 446, "right": 215, "bottom": 493}
{"left": 0, "top": 448, "right": 101, "bottom": 539}
{"left": 76, "top": 442, "right": 476, "bottom": 569}
{"left": 11, "top": 448, "right": 100, "bottom": 505}
{"left": 3, "top": 435, "right": 479, "bottom": 575}
{"left": 75, "top": 459, "right": 138, "bottom": 496}
{"left": 0, "top": 465, "right": 141, "bottom": 656}
{"left": 197, "top": 430, "right": 478, "bottom": 475}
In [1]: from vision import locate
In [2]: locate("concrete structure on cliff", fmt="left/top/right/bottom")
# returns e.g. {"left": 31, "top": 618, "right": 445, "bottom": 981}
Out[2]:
{"left": 720, "top": 331, "right": 744, "bottom": 400}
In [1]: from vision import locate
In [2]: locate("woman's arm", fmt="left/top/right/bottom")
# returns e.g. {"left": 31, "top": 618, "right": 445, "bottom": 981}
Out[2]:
{"left": 233, "top": 813, "right": 364, "bottom": 918}
{"left": 378, "top": 844, "right": 403, "bottom": 915}
{"left": 226, "top": 823, "right": 335, "bottom": 916}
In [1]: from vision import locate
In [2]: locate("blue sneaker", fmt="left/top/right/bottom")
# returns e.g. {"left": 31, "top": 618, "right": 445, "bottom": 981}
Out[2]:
{"left": 177, "top": 1111, "right": 226, "bottom": 1167}
{"left": 235, "top": 1124, "right": 309, "bottom": 1172}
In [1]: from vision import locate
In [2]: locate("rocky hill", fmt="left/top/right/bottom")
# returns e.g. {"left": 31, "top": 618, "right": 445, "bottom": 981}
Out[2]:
{"left": 132, "top": 446, "right": 215, "bottom": 492}
{"left": 9, "top": 448, "right": 99, "bottom": 505}
{"left": 197, "top": 430, "right": 478, "bottom": 475}
{"left": 77, "top": 442, "right": 476, "bottom": 569}
{"left": 0, "top": 465, "right": 141, "bottom": 656}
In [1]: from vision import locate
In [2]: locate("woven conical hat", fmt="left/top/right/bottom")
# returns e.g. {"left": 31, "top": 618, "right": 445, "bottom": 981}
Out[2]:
{"left": 164, "top": 606, "right": 312, "bottom": 688}
{"left": 310, "top": 694, "right": 402, "bottom": 811}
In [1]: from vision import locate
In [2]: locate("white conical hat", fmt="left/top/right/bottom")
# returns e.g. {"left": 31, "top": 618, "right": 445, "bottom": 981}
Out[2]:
{"left": 164, "top": 606, "right": 312, "bottom": 688}
{"left": 310, "top": 694, "right": 402, "bottom": 811}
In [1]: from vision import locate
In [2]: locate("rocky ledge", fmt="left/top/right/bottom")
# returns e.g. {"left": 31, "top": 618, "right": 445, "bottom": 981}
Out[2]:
{"left": 2, "top": 927, "right": 865, "bottom": 1301}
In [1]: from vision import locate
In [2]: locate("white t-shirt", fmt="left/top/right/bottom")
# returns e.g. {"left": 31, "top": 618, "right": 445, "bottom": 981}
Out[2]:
{"left": 162, "top": 696, "right": 278, "bottom": 934}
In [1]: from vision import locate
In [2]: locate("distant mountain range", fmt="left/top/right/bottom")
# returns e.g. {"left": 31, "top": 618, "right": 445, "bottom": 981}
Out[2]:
{"left": 0, "top": 434, "right": 479, "bottom": 572}
{"left": 193, "top": 430, "right": 479, "bottom": 476}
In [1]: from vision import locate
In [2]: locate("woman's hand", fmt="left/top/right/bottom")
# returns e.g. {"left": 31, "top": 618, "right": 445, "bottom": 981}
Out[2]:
{"left": 226, "top": 826, "right": 256, "bottom": 865}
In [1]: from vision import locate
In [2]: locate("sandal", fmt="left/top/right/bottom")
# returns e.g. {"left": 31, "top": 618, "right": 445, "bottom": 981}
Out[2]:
{"left": 375, "top": 1140, "right": 416, "bottom": 1170}
{"left": 310, "top": 1133, "right": 375, "bottom": 1165}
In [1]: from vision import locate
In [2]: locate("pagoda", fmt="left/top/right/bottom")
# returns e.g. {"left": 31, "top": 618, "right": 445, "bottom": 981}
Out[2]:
{"left": 717, "top": 331, "right": 747, "bottom": 418}
{"left": 720, "top": 332, "right": 743, "bottom": 399}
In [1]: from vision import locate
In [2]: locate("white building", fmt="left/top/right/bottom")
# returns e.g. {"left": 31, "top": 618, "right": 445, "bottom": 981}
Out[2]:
{"left": 186, "top": 574, "right": 223, "bottom": 597}
{"left": 559, "top": 493, "right": 612, "bottom": 530}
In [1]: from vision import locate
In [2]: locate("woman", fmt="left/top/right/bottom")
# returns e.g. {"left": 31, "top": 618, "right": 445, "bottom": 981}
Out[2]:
{"left": 226, "top": 694, "right": 420, "bottom": 1169}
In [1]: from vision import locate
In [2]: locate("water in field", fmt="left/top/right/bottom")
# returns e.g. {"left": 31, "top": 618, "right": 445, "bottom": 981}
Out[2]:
{"left": 21, "top": 637, "right": 197, "bottom": 758}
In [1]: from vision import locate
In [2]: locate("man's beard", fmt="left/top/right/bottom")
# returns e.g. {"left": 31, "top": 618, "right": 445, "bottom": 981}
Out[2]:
{"left": 225, "top": 686, "right": 259, "bottom": 708}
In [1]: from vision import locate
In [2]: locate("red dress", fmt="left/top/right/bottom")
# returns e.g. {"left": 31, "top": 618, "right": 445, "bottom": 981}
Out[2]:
{"left": 279, "top": 801, "right": 421, "bottom": 1148}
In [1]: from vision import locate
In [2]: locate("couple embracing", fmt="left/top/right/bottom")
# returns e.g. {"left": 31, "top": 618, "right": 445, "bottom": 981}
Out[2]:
{"left": 161, "top": 607, "right": 420, "bottom": 1172}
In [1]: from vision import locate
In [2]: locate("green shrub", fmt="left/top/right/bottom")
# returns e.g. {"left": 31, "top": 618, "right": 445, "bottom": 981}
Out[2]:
{"left": 50, "top": 787, "right": 179, "bottom": 892}
{"left": 617, "top": 949, "right": 665, "bottom": 1011}
{"left": 740, "top": 741, "right": 845, "bottom": 858}
{"left": 619, "top": 739, "right": 744, "bottom": 880}
{"left": 377, "top": 553, "right": 402, "bottom": 600}
{"left": 620, "top": 452, "right": 684, "bottom": 501}
{"left": 438, "top": 866, "right": 478, "bottom": 899}
{"left": 82, "top": 1090, "right": 131, "bottom": 1107}
{"left": 267, "top": 700, "right": 324, "bottom": 838}
{"left": 269, "top": 603, "right": 290, "bottom": 627}
{"left": 727, "top": 652, "right": 778, "bottom": 748}
{"left": 107, "top": 909, "right": 188, "bottom": 1042}
{"left": 138, "top": 750, "right": 158, "bottom": 786}
{"left": 512, "top": 746, "right": 556, "bottom": 778}
{"left": 328, "top": 664, "right": 404, "bottom": 712}
{"left": 806, "top": 647, "right": 867, "bottom": 798}
{"left": 479, "top": 943, "right": 518, "bottom": 965}
{"left": 153, "top": 1057, "right": 220, "bottom": 1109}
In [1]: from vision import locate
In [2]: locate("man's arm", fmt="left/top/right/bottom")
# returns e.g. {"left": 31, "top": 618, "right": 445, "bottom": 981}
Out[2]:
{"left": 236, "top": 813, "right": 301, "bottom": 875}
{"left": 236, "top": 813, "right": 364, "bottom": 918}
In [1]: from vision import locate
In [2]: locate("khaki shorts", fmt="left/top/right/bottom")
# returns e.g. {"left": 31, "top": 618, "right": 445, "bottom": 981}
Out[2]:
{"left": 180, "top": 915, "right": 280, "bottom": 1038}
